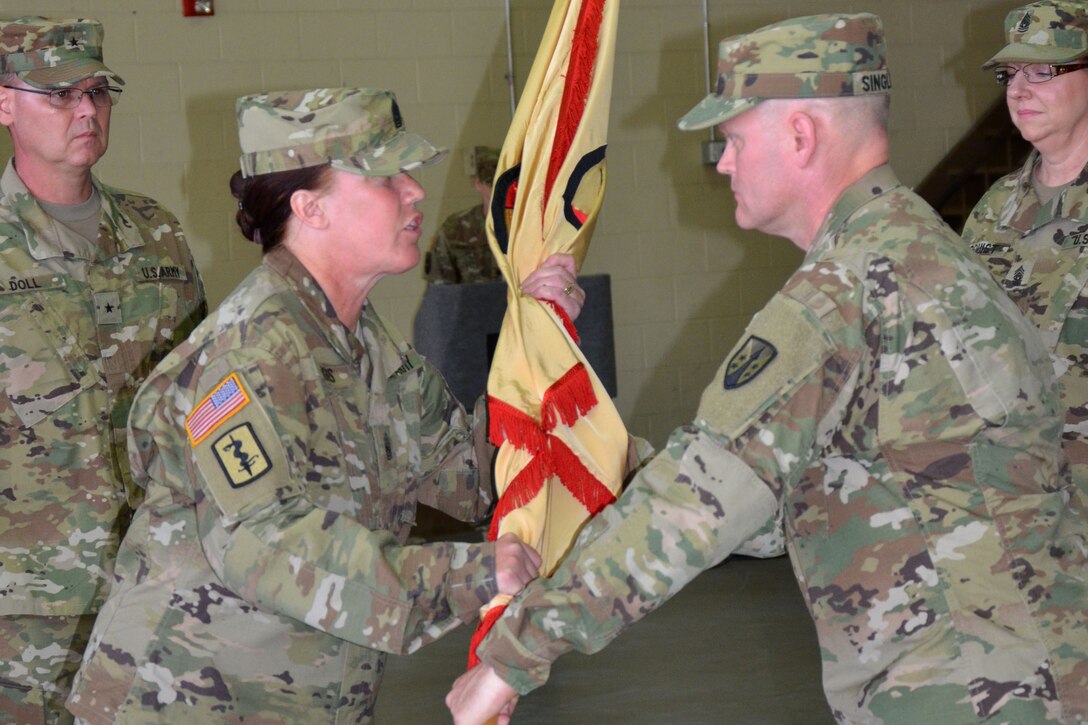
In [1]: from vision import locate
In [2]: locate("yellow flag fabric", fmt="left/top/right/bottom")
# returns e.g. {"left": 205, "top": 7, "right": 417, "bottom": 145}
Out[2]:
{"left": 469, "top": 0, "right": 625, "bottom": 667}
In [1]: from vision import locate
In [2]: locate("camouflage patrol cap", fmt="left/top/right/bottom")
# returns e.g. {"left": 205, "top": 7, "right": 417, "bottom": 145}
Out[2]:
{"left": 678, "top": 13, "right": 890, "bottom": 131}
{"left": 474, "top": 146, "right": 499, "bottom": 185}
{"left": 236, "top": 87, "right": 447, "bottom": 179}
{"left": 0, "top": 16, "right": 123, "bottom": 89}
{"left": 982, "top": 1, "right": 1087, "bottom": 69}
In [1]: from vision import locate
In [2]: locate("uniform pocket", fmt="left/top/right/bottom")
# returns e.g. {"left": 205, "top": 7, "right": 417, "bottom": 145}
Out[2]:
{"left": 98, "top": 266, "right": 185, "bottom": 382}
{"left": 0, "top": 275, "right": 96, "bottom": 427}
{"left": 309, "top": 355, "right": 378, "bottom": 521}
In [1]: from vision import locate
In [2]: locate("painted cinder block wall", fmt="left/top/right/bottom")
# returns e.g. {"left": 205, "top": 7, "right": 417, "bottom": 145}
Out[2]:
{"left": 0, "top": 0, "right": 1011, "bottom": 445}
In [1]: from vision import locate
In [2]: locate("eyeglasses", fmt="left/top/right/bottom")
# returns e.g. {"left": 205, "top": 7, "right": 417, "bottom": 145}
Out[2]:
{"left": 1, "top": 84, "right": 122, "bottom": 109}
{"left": 993, "top": 62, "right": 1088, "bottom": 86}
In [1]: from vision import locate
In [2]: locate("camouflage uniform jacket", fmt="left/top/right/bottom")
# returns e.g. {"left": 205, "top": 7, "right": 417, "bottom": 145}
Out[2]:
{"left": 0, "top": 160, "right": 206, "bottom": 617}
{"left": 423, "top": 204, "right": 502, "bottom": 285}
{"left": 68, "top": 246, "right": 500, "bottom": 723}
{"left": 478, "top": 166, "right": 1088, "bottom": 723}
{"left": 962, "top": 151, "right": 1088, "bottom": 498}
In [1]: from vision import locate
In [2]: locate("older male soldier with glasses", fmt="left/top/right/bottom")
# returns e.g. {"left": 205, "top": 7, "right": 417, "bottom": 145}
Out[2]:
{"left": 963, "top": 0, "right": 1088, "bottom": 500}
{"left": 0, "top": 16, "right": 206, "bottom": 723}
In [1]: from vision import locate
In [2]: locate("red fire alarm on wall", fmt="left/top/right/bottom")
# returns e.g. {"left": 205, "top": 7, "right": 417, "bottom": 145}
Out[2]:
{"left": 182, "top": 0, "right": 214, "bottom": 17}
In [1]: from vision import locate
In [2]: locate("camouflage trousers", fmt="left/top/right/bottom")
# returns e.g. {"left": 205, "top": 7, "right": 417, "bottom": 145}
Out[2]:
{"left": 0, "top": 614, "right": 95, "bottom": 725}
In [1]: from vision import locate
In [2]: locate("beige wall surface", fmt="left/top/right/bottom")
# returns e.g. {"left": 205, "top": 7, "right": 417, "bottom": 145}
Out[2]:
{"left": 0, "top": 0, "right": 1012, "bottom": 445}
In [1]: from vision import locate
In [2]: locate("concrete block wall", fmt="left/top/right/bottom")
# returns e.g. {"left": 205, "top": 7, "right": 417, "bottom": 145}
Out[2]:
{"left": 0, "top": 0, "right": 1013, "bottom": 445}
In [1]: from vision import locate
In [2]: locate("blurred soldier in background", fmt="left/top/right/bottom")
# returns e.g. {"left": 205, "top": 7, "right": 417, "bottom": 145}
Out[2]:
{"left": 424, "top": 145, "right": 502, "bottom": 285}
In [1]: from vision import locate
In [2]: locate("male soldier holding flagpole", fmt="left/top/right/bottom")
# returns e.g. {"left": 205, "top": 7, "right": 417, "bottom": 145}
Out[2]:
{"left": 448, "top": 13, "right": 1088, "bottom": 724}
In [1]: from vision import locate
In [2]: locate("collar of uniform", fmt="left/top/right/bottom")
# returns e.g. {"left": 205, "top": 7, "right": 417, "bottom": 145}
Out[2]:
{"left": 96, "top": 181, "right": 148, "bottom": 255}
{"left": 264, "top": 244, "right": 358, "bottom": 361}
{"left": 261, "top": 245, "right": 410, "bottom": 382}
{"left": 0, "top": 159, "right": 145, "bottom": 261}
{"left": 808, "top": 164, "right": 902, "bottom": 259}
{"left": 999, "top": 150, "right": 1088, "bottom": 232}
{"left": 357, "top": 298, "right": 417, "bottom": 383}
{"left": 1066, "top": 156, "right": 1088, "bottom": 219}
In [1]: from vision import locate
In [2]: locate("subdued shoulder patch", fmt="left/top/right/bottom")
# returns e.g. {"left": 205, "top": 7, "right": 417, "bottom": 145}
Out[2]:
{"left": 724, "top": 335, "right": 777, "bottom": 389}
{"left": 211, "top": 422, "right": 272, "bottom": 488}
{"left": 186, "top": 373, "right": 250, "bottom": 446}
{"left": 697, "top": 289, "right": 834, "bottom": 436}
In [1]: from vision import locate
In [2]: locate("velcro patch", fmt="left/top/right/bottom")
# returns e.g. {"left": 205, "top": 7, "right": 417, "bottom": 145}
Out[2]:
{"left": 0, "top": 275, "right": 64, "bottom": 295}
{"left": 968, "top": 240, "right": 1011, "bottom": 255}
{"left": 186, "top": 373, "right": 250, "bottom": 446}
{"left": 138, "top": 265, "right": 185, "bottom": 281}
{"left": 1060, "top": 223, "right": 1087, "bottom": 249}
{"left": 94, "top": 291, "right": 122, "bottom": 325}
{"left": 724, "top": 335, "right": 777, "bottom": 389}
{"left": 211, "top": 422, "right": 272, "bottom": 488}
{"left": 853, "top": 69, "right": 891, "bottom": 95}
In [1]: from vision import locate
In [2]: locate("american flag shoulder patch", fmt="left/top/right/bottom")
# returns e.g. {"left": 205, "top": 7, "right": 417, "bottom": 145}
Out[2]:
{"left": 186, "top": 373, "right": 251, "bottom": 446}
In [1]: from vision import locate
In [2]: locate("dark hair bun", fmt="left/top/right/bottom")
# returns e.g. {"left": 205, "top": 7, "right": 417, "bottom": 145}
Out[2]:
{"left": 228, "top": 165, "right": 329, "bottom": 253}
{"left": 229, "top": 170, "right": 258, "bottom": 243}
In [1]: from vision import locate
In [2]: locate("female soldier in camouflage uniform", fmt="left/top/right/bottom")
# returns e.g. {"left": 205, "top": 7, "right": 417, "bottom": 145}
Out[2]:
{"left": 67, "top": 87, "right": 583, "bottom": 723}
{"left": 963, "top": 0, "right": 1088, "bottom": 498}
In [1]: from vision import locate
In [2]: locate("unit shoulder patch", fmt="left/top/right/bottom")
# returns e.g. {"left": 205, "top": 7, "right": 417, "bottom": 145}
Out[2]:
{"left": 724, "top": 335, "right": 778, "bottom": 389}
{"left": 211, "top": 422, "right": 272, "bottom": 488}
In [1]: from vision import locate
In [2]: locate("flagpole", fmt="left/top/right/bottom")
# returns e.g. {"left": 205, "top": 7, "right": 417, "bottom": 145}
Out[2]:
{"left": 504, "top": 0, "right": 516, "bottom": 118}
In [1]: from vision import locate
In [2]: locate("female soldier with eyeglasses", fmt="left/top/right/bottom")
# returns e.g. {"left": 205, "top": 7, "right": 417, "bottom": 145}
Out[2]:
{"left": 962, "top": 0, "right": 1088, "bottom": 499}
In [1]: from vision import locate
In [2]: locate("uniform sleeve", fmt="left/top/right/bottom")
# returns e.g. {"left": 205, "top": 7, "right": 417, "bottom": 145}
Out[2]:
{"left": 477, "top": 269, "right": 866, "bottom": 692}
{"left": 185, "top": 346, "right": 501, "bottom": 656}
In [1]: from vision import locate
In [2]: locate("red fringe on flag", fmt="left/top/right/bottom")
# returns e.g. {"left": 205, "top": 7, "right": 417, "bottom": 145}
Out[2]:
{"left": 488, "top": 361, "right": 604, "bottom": 538}
{"left": 488, "top": 396, "right": 547, "bottom": 452}
{"left": 541, "top": 362, "right": 597, "bottom": 432}
{"left": 468, "top": 602, "right": 508, "bottom": 668}
{"left": 544, "top": 0, "right": 606, "bottom": 207}
{"left": 542, "top": 298, "right": 580, "bottom": 344}
{"left": 486, "top": 435, "right": 615, "bottom": 540}
{"left": 549, "top": 436, "right": 616, "bottom": 516}
{"left": 487, "top": 450, "right": 553, "bottom": 541}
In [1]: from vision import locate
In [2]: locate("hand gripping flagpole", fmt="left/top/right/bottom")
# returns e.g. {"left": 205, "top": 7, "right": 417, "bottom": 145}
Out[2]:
{"left": 468, "top": 0, "right": 625, "bottom": 672}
